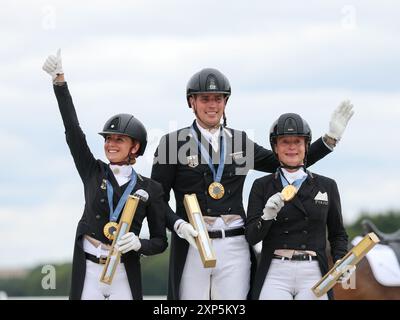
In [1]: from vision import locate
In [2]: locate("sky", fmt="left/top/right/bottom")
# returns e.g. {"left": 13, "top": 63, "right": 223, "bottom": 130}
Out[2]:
{"left": 0, "top": 0, "right": 399, "bottom": 268}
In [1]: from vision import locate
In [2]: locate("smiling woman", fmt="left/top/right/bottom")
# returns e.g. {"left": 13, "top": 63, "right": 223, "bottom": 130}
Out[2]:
{"left": 274, "top": 136, "right": 306, "bottom": 169}
{"left": 104, "top": 134, "right": 138, "bottom": 164}
{"left": 101, "top": 124, "right": 143, "bottom": 166}
{"left": 245, "top": 113, "right": 350, "bottom": 300}
{"left": 41, "top": 49, "right": 168, "bottom": 300}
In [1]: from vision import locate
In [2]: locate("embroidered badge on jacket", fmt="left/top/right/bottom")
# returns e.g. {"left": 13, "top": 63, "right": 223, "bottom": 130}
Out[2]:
{"left": 230, "top": 151, "right": 243, "bottom": 160}
{"left": 187, "top": 155, "right": 199, "bottom": 168}
{"left": 314, "top": 191, "right": 328, "bottom": 205}
{"left": 230, "top": 151, "right": 244, "bottom": 165}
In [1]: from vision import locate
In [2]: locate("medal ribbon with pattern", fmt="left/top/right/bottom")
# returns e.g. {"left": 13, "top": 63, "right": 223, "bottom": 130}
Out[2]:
{"left": 190, "top": 125, "right": 227, "bottom": 200}
{"left": 103, "top": 167, "right": 137, "bottom": 240}
{"left": 279, "top": 168, "right": 307, "bottom": 201}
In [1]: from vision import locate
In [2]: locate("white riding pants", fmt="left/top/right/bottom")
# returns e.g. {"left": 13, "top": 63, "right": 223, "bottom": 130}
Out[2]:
{"left": 180, "top": 235, "right": 251, "bottom": 300}
{"left": 81, "top": 259, "right": 133, "bottom": 300}
{"left": 259, "top": 258, "right": 328, "bottom": 300}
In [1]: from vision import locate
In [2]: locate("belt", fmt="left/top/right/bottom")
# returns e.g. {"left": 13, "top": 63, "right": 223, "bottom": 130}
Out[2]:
{"left": 208, "top": 227, "right": 245, "bottom": 239}
{"left": 273, "top": 254, "right": 318, "bottom": 261}
{"left": 85, "top": 252, "right": 108, "bottom": 265}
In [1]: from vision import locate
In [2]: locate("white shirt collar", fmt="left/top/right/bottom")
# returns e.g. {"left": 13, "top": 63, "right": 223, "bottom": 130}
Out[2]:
{"left": 109, "top": 164, "right": 132, "bottom": 178}
{"left": 281, "top": 167, "right": 307, "bottom": 184}
{"left": 195, "top": 120, "right": 221, "bottom": 152}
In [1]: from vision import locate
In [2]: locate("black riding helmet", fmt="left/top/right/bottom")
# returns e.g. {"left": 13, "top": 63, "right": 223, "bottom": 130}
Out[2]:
{"left": 99, "top": 113, "right": 147, "bottom": 156}
{"left": 186, "top": 68, "right": 231, "bottom": 108}
{"left": 269, "top": 113, "right": 312, "bottom": 168}
{"left": 186, "top": 68, "right": 231, "bottom": 126}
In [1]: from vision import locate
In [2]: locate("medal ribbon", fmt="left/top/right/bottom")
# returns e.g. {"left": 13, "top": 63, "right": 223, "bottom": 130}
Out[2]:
{"left": 190, "top": 125, "right": 226, "bottom": 183}
{"left": 279, "top": 168, "right": 307, "bottom": 190}
{"left": 106, "top": 167, "right": 137, "bottom": 222}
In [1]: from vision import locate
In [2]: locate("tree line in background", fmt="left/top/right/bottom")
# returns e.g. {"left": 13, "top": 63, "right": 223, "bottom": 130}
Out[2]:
{"left": 1, "top": 210, "right": 399, "bottom": 297}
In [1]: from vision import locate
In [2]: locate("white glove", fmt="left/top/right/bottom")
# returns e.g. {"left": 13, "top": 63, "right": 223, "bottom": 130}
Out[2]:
{"left": 42, "top": 48, "right": 63, "bottom": 80}
{"left": 327, "top": 100, "right": 354, "bottom": 141}
{"left": 117, "top": 232, "right": 141, "bottom": 254}
{"left": 262, "top": 192, "right": 285, "bottom": 220}
{"left": 336, "top": 261, "right": 356, "bottom": 283}
{"left": 177, "top": 222, "right": 198, "bottom": 249}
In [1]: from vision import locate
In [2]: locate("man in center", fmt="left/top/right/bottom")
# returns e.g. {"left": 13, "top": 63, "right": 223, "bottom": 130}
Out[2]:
{"left": 151, "top": 68, "right": 354, "bottom": 300}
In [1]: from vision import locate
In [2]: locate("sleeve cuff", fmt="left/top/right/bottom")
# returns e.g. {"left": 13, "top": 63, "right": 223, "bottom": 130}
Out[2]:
{"left": 174, "top": 219, "right": 186, "bottom": 234}
{"left": 322, "top": 134, "right": 335, "bottom": 151}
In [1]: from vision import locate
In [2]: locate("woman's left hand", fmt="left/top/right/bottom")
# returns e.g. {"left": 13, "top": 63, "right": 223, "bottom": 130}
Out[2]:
{"left": 117, "top": 232, "right": 142, "bottom": 253}
{"left": 335, "top": 259, "right": 356, "bottom": 283}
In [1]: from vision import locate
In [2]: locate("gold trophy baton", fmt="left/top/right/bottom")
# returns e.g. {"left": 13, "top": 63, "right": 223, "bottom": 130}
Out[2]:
{"left": 312, "top": 232, "right": 380, "bottom": 297}
{"left": 183, "top": 194, "right": 217, "bottom": 268}
{"left": 100, "top": 189, "right": 149, "bottom": 285}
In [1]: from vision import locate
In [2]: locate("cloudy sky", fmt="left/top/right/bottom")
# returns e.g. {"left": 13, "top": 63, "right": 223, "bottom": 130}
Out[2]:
{"left": 1, "top": 0, "right": 399, "bottom": 268}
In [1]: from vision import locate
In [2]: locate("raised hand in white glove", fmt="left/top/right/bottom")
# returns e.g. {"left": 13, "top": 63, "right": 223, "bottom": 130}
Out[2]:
{"left": 177, "top": 222, "right": 198, "bottom": 249}
{"left": 262, "top": 192, "right": 285, "bottom": 220}
{"left": 42, "top": 48, "right": 64, "bottom": 80}
{"left": 117, "top": 232, "right": 141, "bottom": 254}
{"left": 327, "top": 100, "right": 355, "bottom": 141}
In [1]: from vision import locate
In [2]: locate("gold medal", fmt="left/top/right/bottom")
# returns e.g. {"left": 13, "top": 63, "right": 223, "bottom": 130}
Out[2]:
{"left": 281, "top": 185, "right": 297, "bottom": 202}
{"left": 208, "top": 182, "right": 225, "bottom": 200}
{"left": 103, "top": 221, "right": 118, "bottom": 240}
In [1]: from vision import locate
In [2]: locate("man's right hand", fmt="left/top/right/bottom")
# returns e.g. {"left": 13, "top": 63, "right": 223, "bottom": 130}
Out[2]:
{"left": 42, "top": 48, "right": 64, "bottom": 80}
{"left": 177, "top": 222, "right": 198, "bottom": 249}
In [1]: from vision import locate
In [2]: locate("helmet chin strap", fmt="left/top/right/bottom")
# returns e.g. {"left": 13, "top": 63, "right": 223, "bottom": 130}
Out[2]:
{"left": 222, "top": 111, "right": 227, "bottom": 127}
{"left": 110, "top": 159, "right": 130, "bottom": 165}
{"left": 109, "top": 147, "right": 136, "bottom": 166}
{"left": 279, "top": 163, "right": 305, "bottom": 170}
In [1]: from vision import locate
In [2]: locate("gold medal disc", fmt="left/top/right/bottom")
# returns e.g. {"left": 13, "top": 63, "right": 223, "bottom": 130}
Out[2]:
{"left": 281, "top": 185, "right": 297, "bottom": 202}
{"left": 103, "top": 221, "right": 118, "bottom": 240}
{"left": 208, "top": 182, "right": 225, "bottom": 200}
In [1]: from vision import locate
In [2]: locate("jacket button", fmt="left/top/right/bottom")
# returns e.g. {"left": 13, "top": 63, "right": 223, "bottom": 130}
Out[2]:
{"left": 284, "top": 217, "right": 289, "bottom": 222}
{"left": 303, "top": 230, "right": 308, "bottom": 234}
{"left": 95, "top": 215, "right": 101, "bottom": 220}
{"left": 228, "top": 208, "right": 232, "bottom": 212}
{"left": 301, "top": 244, "right": 306, "bottom": 249}
{"left": 257, "top": 220, "right": 262, "bottom": 229}
{"left": 91, "top": 232, "right": 96, "bottom": 237}
{"left": 100, "top": 198, "right": 105, "bottom": 203}
{"left": 229, "top": 172, "right": 233, "bottom": 177}
{"left": 207, "top": 209, "right": 211, "bottom": 213}
{"left": 204, "top": 172, "right": 207, "bottom": 176}
{"left": 227, "top": 189, "right": 231, "bottom": 194}
{"left": 304, "top": 216, "right": 309, "bottom": 221}
{"left": 284, "top": 230, "right": 289, "bottom": 235}
{"left": 205, "top": 191, "right": 208, "bottom": 195}
{"left": 283, "top": 244, "right": 288, "bottom": 248}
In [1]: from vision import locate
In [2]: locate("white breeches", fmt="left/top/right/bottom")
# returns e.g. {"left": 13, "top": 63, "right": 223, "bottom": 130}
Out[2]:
{"left": 179, "top": 235, "right": 251, "bottom": 300}
{"left": 81, "top": 260, "right": 133, "bottom": 300}
{"left": 259, "top": 259, "right": 328, "bottom": 300}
